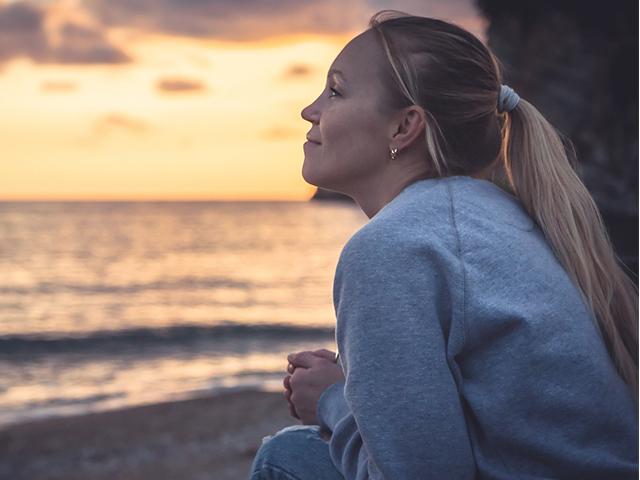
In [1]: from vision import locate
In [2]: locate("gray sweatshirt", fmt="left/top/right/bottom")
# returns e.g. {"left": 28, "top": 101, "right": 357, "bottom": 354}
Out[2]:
{"left": 317, "top": 176, "right": 638, "bottom": 479}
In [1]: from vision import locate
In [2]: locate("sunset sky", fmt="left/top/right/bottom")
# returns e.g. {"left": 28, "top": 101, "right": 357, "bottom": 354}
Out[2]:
{"left": 0, "top": 0, "right": 485, "bottom": 200}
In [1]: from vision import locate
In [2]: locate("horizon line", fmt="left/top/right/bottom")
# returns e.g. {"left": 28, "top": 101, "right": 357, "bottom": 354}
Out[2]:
{"left": 0, "top": 192, "right": 321, "bottom": 202}
{"left": 0, "top": 198, "right": 316, "bottom": 202}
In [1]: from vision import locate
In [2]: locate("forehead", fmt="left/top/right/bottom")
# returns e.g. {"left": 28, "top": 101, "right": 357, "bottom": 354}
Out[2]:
{"left": 329, "top": 31, "right": 383, "bottom": 83}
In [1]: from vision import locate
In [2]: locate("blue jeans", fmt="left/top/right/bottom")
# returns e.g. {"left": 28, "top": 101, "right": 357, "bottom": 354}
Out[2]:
{"left": 250, "top": 425, "right": 345, "bottom": 479}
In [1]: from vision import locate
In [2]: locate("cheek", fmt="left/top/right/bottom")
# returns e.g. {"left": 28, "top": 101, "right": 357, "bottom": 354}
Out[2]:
{"left": 322, "top": 109, "right": 381, "bottom": 160}
{"left": 303, "top": 106, "right": 387, "bottom": 189}
{"left": 320, "top": 109, "right": 354, "bottom": 146}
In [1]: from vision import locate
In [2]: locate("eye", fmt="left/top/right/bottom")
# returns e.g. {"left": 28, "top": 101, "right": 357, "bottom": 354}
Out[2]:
{"left": 328, "top": 87, "right": 340, "bottom": 98}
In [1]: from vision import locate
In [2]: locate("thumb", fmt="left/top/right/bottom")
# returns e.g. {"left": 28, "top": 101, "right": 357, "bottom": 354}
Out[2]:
{"left": 312, "top": 349, "right": 337, "bottom": 362}
{"left": 288, "top": 351, "right": 320, "bottom": 368}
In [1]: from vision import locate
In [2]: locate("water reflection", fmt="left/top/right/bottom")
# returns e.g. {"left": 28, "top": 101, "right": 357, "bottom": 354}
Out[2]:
{"left": 0, "top": 201, "right": 366, "bottom": 425}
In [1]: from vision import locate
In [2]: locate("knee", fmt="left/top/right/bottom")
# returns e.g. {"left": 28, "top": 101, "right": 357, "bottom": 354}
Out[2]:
{"left": 250, "top": 425, "right": 321, "bottom": 480}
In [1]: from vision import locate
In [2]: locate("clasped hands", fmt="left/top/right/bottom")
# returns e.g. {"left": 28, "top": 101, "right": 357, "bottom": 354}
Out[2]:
{"left": 283, "top": 348, "right": 345, "bottom": 429}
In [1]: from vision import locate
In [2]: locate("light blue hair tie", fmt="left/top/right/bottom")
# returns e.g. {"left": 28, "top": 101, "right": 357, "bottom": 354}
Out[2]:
{"left": 498, "top": 84, "right": 520, "bottom": 113}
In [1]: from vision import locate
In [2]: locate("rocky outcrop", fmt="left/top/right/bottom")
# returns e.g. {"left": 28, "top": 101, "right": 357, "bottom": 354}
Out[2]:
{"left": 310, "top": 188, "right": 352, "bottom": 202}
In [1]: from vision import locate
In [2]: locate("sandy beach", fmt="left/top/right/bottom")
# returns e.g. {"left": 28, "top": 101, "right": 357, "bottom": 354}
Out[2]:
{"left": 0, "top": 389, "right": 295, "bottom": 480}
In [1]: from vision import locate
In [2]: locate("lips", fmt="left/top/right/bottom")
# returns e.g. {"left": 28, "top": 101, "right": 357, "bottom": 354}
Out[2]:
{"left": 306, "top": 134, "right": 321, "bottom": 144}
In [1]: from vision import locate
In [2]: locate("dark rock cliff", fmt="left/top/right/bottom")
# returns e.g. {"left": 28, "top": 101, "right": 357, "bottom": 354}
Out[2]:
{"left": 476, "top": 0, "right": 638, "bottom": 276}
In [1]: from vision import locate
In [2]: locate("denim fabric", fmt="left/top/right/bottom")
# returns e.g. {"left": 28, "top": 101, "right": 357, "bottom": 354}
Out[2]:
{"left": 250, "top": 425, "right": 344, "bottom": 480}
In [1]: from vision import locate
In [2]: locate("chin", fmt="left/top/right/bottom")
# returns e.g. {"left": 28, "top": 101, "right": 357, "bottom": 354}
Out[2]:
{"left": 301, "top": 161, "right": 317, "bottom": 187}
{"left": 301, "top": 160, "right": 326, "bottom": 188}
{"left": 302, "top": 162, "right": 338, "bottom": 192}
{"left": 302, "top": 155, "right": 357, "bottom": 196}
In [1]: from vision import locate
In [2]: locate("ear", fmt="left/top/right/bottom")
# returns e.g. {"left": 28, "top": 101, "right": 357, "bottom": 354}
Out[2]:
{"left": 389, "top": 105, "right": 427, "bottom": 153}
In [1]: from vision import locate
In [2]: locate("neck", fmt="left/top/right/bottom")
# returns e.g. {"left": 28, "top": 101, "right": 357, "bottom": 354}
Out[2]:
{"left": 350, "top": 167, "right": 432, "bottom": 219}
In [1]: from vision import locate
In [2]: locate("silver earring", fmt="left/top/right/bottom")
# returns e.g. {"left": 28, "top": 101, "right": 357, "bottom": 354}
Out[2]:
{"left": 390, "top": 146, "right": 398, "bottom": 160}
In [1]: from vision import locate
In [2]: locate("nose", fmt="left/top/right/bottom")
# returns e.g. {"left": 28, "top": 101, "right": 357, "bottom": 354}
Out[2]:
{"left": 300, "top": 98, "right": 320, "bottom": 124}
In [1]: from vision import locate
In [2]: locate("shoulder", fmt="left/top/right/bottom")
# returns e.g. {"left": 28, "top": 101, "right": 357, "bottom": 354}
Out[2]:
{"left": 341, "top": 176, "right": 508, "bottom": 253}
{"left": 336, "top": 177, "right": 461, "bottom": 277}
{"left": 334, "top": 175, "right": 536, "bottom": 277}
{"left": 445, "top": 176, "right": 535, "bottom": 231}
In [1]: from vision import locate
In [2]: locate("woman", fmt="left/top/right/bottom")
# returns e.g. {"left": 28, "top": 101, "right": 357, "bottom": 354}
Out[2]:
{"left": 250, "top": 10, "right": 638, "bottom": 480}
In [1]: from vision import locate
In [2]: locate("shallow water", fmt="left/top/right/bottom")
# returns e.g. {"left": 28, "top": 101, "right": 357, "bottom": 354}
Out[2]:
{"left": 0, "top": 200, "right": 367, "bottom": 426}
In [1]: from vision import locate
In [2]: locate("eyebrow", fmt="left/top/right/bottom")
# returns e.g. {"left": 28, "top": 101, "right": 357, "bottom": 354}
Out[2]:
{"left": 327, "top": 69, "right": 347, "bottom": 83}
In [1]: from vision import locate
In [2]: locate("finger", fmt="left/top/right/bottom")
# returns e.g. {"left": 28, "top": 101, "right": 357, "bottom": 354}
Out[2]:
{"left": 283, "top": 375, "right": 292, "bottom": 390}
{"left": 284, "top": 390, "right": 299, "bottom": 419}
{"left": 288, "top": 403, "right": 300, "bottom": 420}
{"left": 288, "top": 351, "right": 319, "bottom": 369}
{"left": 286, "top": 351, "right": 303, "bottom": 364}
{"left": 287, "top": 363, "right": 295, "bottom": 374}
{"left": 312, "top": 349, "right": 337, "bottom": 361}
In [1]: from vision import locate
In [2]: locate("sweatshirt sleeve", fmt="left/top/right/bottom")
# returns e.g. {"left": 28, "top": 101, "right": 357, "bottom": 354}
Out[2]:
{"left": 317, "top": 223, "right": 476, "bottom": 479}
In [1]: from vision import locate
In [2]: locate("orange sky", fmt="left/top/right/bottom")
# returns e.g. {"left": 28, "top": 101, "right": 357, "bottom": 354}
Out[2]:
{"left": 0, "top": 0, "right": 485, "bottom": 200}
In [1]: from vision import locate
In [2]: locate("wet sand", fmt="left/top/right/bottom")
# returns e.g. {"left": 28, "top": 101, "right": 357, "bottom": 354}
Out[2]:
{"left": 0, "top": 390, "right": 295, "bottom": 480}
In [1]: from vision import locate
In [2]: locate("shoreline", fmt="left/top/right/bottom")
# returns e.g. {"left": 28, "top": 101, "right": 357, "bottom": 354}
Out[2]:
{"left": 0, "top": 389, "right": 296, "bottom": 480}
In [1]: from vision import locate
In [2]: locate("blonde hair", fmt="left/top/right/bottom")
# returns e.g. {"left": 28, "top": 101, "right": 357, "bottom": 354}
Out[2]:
{"left": 368, "top": 10, "right": 638, "bottom": 402}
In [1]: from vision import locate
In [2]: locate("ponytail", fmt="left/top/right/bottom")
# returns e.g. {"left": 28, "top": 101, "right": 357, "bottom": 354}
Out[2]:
{"left": 367, "top": 10, "right": 639, "bottom": 402}
{"left": 501, "top": 99, "right": 639, "bottom": 403}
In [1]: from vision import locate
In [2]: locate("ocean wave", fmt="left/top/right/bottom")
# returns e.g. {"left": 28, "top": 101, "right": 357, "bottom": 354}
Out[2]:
{"left": 0, "top": 323, "right": 335, "bottom": 356}
{"left": 0, "top": 276, "right": 253, "bottom": 295}
{"left": 22, "top": 392, "right": 126, "bottom": 409}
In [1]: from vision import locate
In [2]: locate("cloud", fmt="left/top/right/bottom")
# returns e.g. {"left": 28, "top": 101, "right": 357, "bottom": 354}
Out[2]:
{"left": 75, "top": 112, "right": 150, "bottom": 147}
{"left": 260, "top": 125, "right": 301, "bottom": 141}
{"left": 0, "top": 1, "right": 130, "bottom": 65}
{"left": 94, "top": 113, "right": 149, "bottom": 134}
{"left": 52, "top": 22, "right": 130, "bottom": 64}
{"left": 282, "top": 64, "right": 313, "bottom": 79}
{"left": 84, "top": 0, "right": 370, "bottom": 41}
{"left": 156, "top": 77, "right": 207, "bottom": 94}
{"left": 0, "top": 0, "right": 483, "bottom": 65}
{"left": 40, "top": 80, "right": 78, "bottom": 92}
{"left": 0, "top": 2, "right": 49, "bottom": 63}
{"left": 0, "top": 0, "right": 482, "bottom": 66}
{"left": 82, "top": 0, "right": 483, "bottom": 41}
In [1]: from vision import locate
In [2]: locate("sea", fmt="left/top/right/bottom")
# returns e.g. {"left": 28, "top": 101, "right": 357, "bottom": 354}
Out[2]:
{"left": 0, "top": 200, "right": 368, "bottom": 427}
